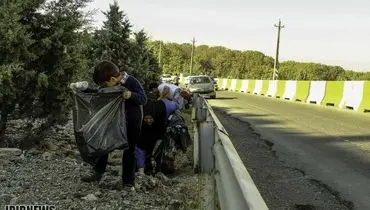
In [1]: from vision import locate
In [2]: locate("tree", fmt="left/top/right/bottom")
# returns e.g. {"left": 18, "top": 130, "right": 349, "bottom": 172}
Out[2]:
{"left": 0, "top": 0, "right": 40, "bottom": 145}
{"left": 0, "top": 0, "right": 92, "bottom": 147}
{"left": 91, "top": 2, "right": 161, "bottom": 88}
{"left": 148, "top": 40, "right": 370, "bottom": 81}
{"left": 199, "top": 59, "right": 213, "bottom": 75}
{"left": 92, "top": 1, "right": 132, "bottom": 71}
{"left": 130, "top": 30, "right": 161, "bottom": 87}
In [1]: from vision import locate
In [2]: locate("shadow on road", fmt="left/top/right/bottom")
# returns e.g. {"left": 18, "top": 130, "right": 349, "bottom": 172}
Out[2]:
{"left": 212, "top": 106, "right": 370, "bottom": 178}
{"left": 211, "top": 97, "right": 238, "bottom": 100}
{"left": 211, "top": 106, "right": 367, "bottom": 209}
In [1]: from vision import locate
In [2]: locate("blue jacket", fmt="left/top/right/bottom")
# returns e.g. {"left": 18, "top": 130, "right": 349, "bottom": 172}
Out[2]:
{"left": 161, "top": 98, "right": 179, "bottom": 120}
{"left": 121, "top": 75, "right": 147, "bottom": 129}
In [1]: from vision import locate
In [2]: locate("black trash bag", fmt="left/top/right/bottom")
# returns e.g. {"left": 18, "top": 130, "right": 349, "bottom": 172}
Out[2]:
{"left": 70, "top": 85, "right": 128, "bottom": 165}
{"left": 149, "top": 110, "right": 192, "bottom": 175}
{"left": 166, "top": 110, "right": 192, "bottom": 152}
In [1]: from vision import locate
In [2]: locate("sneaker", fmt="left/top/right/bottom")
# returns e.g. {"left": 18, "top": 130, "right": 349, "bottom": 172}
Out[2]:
{"left": 137, "top": 168, "right": 145, "bottom": 178}
{"left": 138, "top": 168, "right": 145, "bottom": 175}
{"left": 81, "top": 171, "right": 103, "bottom": 182}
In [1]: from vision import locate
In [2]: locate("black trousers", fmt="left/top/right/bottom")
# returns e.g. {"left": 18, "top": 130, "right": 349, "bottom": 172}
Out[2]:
{"left": 93, "top": 125, "right": 141, "bottom": 185}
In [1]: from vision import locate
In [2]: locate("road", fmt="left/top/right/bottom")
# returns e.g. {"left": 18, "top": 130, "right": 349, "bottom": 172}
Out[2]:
{"left": 208, "top": 91, "right": 370, "bottom": 210}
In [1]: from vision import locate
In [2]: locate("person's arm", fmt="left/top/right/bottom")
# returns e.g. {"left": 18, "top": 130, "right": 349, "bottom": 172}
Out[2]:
{"left": 127, "top": 76, "right": 147, "bottom": 105}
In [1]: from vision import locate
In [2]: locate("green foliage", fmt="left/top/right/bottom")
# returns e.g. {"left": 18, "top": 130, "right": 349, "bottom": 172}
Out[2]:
{"left": 149, "top": 42, "right": 370, "bottom": 81}
{"left": 130, "top": 30, "right": 161, "bottom": 88}
{"left": 148, "top": 42, "right": 275, "bottom": 79}
{"left": 0, "top": 0, "right": 92, "bottom": 147}
{"left": 91, "top": 1, "right": 161, "bottom": 87}
{"left": 278, "top": 61, "right": 347, "bottom": 80}
{"left": 92, "top": 1, "right": 132, "bottom": 69}
{"left": 0, "top": 0, "right": 161, "bottom": 147}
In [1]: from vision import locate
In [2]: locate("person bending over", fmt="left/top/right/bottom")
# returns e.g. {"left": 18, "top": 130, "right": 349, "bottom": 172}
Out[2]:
{"left": 82, "top": 60, "right": 147, "bottom": 190}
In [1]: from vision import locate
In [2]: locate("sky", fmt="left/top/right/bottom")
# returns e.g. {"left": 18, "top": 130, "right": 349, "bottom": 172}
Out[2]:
{"left": 86, "top": 0, "right": 370, "bottom": 71}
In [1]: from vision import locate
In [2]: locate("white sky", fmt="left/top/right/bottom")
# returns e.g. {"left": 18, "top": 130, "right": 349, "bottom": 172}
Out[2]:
{"left": 86, "top": 0, "right": 370, "bottom": 71}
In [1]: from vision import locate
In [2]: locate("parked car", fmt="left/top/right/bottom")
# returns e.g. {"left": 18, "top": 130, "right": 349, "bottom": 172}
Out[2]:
{"left": 187, "top": 76, "right": 216, "bottom": 99}
{"left": 184, "top": 76, "right": 195, "bottom": 87}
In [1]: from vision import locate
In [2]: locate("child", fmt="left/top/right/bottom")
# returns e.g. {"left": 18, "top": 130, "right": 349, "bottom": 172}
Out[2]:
{"left": 81, "top": 60, "right": 147, "bottom": 189}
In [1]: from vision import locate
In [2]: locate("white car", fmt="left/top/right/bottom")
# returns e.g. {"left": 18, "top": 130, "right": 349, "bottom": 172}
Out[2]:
{"left": 187, "top": 76, "right": 216, "bottom": 99}
{"left": 184, "top": 76, "right": 196, "bottom": 86}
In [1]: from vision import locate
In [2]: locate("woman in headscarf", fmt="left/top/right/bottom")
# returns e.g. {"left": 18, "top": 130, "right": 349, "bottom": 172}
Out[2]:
{"left": 158, "top": 85, "right": 179, "bottom": 120}
{"left": 136, "top": 94, "right": 166, "bottom": 174}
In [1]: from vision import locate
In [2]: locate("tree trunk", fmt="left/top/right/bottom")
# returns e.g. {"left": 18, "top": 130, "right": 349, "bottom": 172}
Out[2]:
{"left": 0, "top": 104, "right": 9, "bottom": 147}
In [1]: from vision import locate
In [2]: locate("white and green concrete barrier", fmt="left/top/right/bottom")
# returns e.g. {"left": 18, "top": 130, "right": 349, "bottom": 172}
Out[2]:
{"left": 213, "top": 77, "right": 370, "bottom": 113}
{"left": 306, "top": 81, "right": 326, "bottom": 105}
{"left": 240, "top": 80, "right": 249, "bottom": 93}
{"left": 283, "top": 80, "right": 297, "bottom": 100}
{"left": 266, "top": 80, "right": 278, "bottom": 97}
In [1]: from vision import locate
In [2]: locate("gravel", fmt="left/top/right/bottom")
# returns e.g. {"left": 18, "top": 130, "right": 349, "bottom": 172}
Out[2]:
{"left": 213, "top": 108, "right": 353, "bottom": 210}
{"left": 1, "top": 116, "right": 199, "bottom": 210}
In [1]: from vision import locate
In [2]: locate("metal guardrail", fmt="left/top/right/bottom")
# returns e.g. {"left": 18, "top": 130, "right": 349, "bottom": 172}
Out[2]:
{"left": 192, "top": 94, "right": 269, "bottom": 210}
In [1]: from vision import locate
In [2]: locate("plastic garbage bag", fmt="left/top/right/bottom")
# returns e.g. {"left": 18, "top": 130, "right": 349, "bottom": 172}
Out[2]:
{"left": 70, "top": 82, "right": 128, "bottom": 165}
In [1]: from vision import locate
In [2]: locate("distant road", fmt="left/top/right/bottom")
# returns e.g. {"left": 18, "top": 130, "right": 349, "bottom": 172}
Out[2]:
{"left": 209, "top": 91, "right": 370, "bottom": 210}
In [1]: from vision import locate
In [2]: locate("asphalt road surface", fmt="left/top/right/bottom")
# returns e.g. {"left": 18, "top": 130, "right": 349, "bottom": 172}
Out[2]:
{"left": 208, "top": 91, "right": 370, "bottom": 210}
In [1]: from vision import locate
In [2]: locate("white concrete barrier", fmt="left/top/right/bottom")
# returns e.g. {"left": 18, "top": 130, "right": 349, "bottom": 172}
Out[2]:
{"left": 240, "top": 80, "right": 249, "bottom": 92}
{"left": 267, "top": 80, "right": 278, "bottom": 97}
{"left": 230, "top": 79, "right": 238, "bottom": 91}
{"left": 283, "top": 80, "right": 297, "bottom": 100}
{"left": 221, "top": 79, "right": 228, "bottom": 90}
{"left": 253, "top": 80, "right": 263, "bottom": 95}
{"left": 339, "top": 81, "right": 365, "bottom": 111}
{"left": 306, "top": 81, "right": 326, "bottom": 105}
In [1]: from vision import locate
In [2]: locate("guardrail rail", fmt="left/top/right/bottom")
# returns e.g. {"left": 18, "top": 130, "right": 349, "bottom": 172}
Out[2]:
{"left": 192, "top": 94, "right": 268, "bottom": 210}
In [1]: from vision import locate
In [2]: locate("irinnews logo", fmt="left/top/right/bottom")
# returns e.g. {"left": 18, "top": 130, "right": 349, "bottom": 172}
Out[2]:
{"left": 4, "top": 205, "right": 56, "bottom": 210}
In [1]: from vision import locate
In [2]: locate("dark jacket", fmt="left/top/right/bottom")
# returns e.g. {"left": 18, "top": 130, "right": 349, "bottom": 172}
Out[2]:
{"left": 121, "top": 75, "right": 147, "bottom": 128}
{"left": 137, "top": 99, "right": 166, "bottom": 152}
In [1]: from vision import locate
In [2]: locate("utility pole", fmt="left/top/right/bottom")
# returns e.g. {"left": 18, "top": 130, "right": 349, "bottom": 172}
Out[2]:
{"left": 190, "top": 37, "right": 196, "bottom": 75}
{"left": 158, "top": 41, "right": 162, "bottom": 68}
{"left": 273, "top": 19, "right": 284, "bottom": 80}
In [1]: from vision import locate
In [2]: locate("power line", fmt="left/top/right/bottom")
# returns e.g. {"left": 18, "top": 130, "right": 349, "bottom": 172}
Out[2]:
{"left": 273, "top": 19, "right": 284, "bottom": 80}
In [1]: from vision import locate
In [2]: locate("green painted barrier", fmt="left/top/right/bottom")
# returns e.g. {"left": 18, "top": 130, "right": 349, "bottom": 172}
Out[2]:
{"left": 321, "top": 81, "right": 344, "bottom": 106}
{"left": 294, "top": 81, "right": 310, "bottom": 102}
{"left": 235, "top": 80, "right": 243, "bottom": 91}
{"left": 260, "top": 80, "right": 269, "bottom": 96}
{"left": 247, "top": 80, "right": 256, "bottom": 94}
{"left": 275, "top": 80, "right": 286, "bottom": 98}
{"left": 358, "top": 81, "right": 370, "bottom": 112}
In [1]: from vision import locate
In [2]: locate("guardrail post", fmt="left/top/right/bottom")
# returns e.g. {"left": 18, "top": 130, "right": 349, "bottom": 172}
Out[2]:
{"left": 193, "top": 95, "right": 217, "bottom": 210}
{"left": 192, "top": 93, "right": 200, "bottom": 173}
{"left": 198, "top": 100, "right": 215, "bottom": 173}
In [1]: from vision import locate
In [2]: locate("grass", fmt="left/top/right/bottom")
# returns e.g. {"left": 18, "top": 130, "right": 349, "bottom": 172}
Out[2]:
{"left": 182, "top": 108, "right": 193, "bottom": 129}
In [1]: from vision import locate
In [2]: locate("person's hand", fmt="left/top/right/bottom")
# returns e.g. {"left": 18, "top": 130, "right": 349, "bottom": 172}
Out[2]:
{"left": 123, "top": 89, "right": 132, "bottom": 99}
